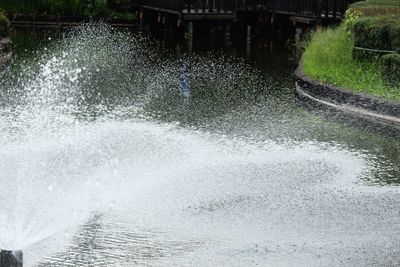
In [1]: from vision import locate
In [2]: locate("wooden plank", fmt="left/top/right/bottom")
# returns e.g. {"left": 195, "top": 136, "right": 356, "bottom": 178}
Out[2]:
{"left": 289, "top": 16, "right": 317, "bottom": 25}
{"left": 183, "top": 13, "right": 235, "bottom": 20}
{"left": 137, "top": 4, "right": 181, "bottom": 15}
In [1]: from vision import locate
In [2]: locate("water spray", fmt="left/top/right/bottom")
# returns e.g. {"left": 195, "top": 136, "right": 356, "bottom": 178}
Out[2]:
{"left": 0, "top": 250, "right": 23, "bottom": 267}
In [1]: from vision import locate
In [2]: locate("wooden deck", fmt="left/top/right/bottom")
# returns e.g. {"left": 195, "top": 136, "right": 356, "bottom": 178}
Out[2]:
{"left": 133, "top": 0, "right": 354, "bottom": 21}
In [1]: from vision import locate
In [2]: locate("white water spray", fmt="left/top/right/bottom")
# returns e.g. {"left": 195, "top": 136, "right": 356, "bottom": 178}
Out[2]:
{"left": 0, "top": 24, "right": 399, "bottom": 267}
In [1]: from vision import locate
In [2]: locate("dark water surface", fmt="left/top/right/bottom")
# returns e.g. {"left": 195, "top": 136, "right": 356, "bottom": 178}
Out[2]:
{"left": 1, "top": 25, "right": 400, "bottom": 266}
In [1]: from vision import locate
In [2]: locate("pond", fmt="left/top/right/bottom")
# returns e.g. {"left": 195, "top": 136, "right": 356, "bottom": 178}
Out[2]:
{"left": 1, "top": 24, "right": 400, "bottom": 266}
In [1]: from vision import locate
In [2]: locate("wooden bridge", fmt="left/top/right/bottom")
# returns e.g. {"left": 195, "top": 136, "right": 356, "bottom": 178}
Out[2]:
{"left": 132, "top": 0, "right": 354, "bottom": 21}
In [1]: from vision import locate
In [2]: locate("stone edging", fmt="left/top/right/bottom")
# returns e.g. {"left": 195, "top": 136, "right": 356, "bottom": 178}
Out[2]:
{"left": 295, "top": 65, "right": 400, "bottom": 126}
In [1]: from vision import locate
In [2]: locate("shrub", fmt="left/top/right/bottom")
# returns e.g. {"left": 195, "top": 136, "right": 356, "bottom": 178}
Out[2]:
{"left": 0, "top": 12, "right": 11, "bottom": 38}
{"left": 381, "top": 53, "right": 400, "bottom": 87}
{"left": 0, "top": 0, "right": 131, "bottom": 18}
{"left": 352, "top": 15, "right": 400, "bottom": 53}
{"left": 344, "top": 8, "right": 363, "bottom": 34}
{"left": 349, "top": 0, "right": 400, "bottom": 18}
{"left": 350, "top": 0, "right": 400, "bottom": 11}
{"left": 391, "top": 25, "right": 400, "bottom": 53}
{"left": 107, "top": 0, "right": 132, "bottom": 11}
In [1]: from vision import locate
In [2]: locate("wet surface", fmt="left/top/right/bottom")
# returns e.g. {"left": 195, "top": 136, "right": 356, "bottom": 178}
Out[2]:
{"left": 0, "top": 24, "right": 399, "bottom": 266}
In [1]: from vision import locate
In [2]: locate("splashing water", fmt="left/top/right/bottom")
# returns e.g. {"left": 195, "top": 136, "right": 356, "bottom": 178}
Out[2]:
{"left": 1, "top": 24, "right": 400, "bottom": 266}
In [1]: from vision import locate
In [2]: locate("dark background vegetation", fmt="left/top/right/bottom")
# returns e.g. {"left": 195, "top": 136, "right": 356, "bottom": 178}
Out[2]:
{"left": 0, "top": 0, "right": 134, "bottom": 19}
{"left": 0, "top": 11, "right": 11, "bottom": 37}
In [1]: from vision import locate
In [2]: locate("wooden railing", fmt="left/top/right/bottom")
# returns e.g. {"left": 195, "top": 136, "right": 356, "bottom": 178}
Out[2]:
{"left": 134, "top": 0, "right": 181, "bottom": 11}
{"left": 182, "top": 0, "right": 237, "bottom": 13}
{"left": 269, "top": 0, "right": 352, "bottom": 17}
{"left": 134, "top": 0, "right": 237, "bottom": 13}
{"left": 133, "top": 0, "right": 353, "bottom": 18}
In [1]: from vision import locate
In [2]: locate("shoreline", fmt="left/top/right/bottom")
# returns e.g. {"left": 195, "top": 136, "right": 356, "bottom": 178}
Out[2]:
{"left": 295, "top": 65, "right": 400, "bottom": 127}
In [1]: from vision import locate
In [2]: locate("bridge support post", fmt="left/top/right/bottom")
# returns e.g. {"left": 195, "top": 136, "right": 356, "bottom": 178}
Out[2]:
{"left": 161, "top": 16, "right": 167, "bottom": 36}
{"left": 316, "top": 19, "right": 323, "bottom": 32}
{"left": 295, "top": 27, "right": 303, "bottom": 57}
{"left": 246, "top": 25, "right": 252, "bottom": 57}
{"left": 246, "top": 25, "right": 251, "bottom": 43}
{"left": 139, "top": 9, "right": 144, "bottom": 30}
{"left": 185, "top": 21, "right": 194, "bottom": 54}
{"left": 188, "top": 37, "right": 193, "bottom": 54}
{"left": 295, "top": 28, "right": 302, "bottom": 43}
{"left": 224, "top": 24, "right": 231, "bottom": 46}
{"left": 187, "top": 21, "right": 194, "bottom": 39}
{"left": 224, "top": 24, "right": 231, "bottom": 39}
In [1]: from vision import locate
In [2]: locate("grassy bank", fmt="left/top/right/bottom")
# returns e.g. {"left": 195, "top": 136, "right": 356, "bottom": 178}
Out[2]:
{"left": 303, "top": 26, "right": 400, "bottom": 101}
{"left": 302, "top": 0, "right": 400, "bottom": 102}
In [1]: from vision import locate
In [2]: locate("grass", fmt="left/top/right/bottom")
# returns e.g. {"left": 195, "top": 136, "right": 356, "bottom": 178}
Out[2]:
{"left": 302, "top": 25, "right": 400, "bottom": 102}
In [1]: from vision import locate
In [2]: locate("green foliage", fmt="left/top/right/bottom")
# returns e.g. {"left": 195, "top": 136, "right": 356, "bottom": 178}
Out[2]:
{"left": 392, "top": 26, "right": 400, "bottom": 53}
{"left": 108, "top": 11, "right": 135, "bottom": 20}
{"left": 82, "top": 0, "right": 109, "bottom": 17}
{"left": 351, "top": 0, "right": 400, "bottom": 8}
{"left": 0, "top": 0, "right": 135, "bottom": 19}
{"left": 347, "top": 1, "right": 400, "bottom": 60}
{"left": 302, "top": 25, "right": 400, "bottom": 101}
{"left": 350, "top": 0, "right": 400, "bottom": 14}
{"left": 0, "top": 0, "right": 83, "bottom": 16}
{"left": 0, "top": 11, "right": 11, "bottom": 38}
{"left": 352, "top": 15, "right": 400, "bottom": 52}
{"left": 381, "top": 53, "right": 400, "bottom": 87}
{"left": 107, "top": 0, "right": 132, "bottom": 10}
{"left": 344, "top": 8, "right": 363, "bottom": 33}
{"left": 302, "top": 0, "right": 400, "bottom": 100}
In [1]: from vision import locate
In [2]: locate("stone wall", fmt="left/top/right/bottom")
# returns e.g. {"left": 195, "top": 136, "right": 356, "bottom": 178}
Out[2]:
{"left": 295, "top": 65, "right": 400, "bottom": 126}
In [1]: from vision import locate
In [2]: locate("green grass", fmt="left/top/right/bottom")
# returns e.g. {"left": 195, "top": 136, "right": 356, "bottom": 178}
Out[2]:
{"left": 302, "top": 26, "right": 400, "bottom": 102}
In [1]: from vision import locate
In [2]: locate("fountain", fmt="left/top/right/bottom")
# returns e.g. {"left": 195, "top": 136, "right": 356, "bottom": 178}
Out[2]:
{"left": 0, "top": 23, "right": 274, "bottom": 266}
{"left": 0, "top": 23, "right": 399, "bottom": 267}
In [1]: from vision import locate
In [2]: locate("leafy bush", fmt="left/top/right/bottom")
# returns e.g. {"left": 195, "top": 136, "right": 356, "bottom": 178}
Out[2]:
{"left": 344, "top": 8, "right": 363, "bottom": 33}
{"left": 381, "top": 53, "right": 400, "bottom": 87}
{"left": 392, "top": 25, "right": 400, "bottom": 53}
{"left": 349, "top": 0, "right": 400, "bottom": 18}
{"left": 302, "top": 1, "right": 400, "bottom": 101}
{"left": 108, "top": 11, "right": 135, "bottom": 20}
{"left": 351, "top": 0, "right": 400, "bottom": 8}
{"left": 1, "top": 0, "right": 81, "bottom": 16}
{"left": 107, "top": 0, "right": 132, "bottom": 11}
{"left": 352, "top": 15, "right": 400, "bottom": 53}
{"left": 0, "top": 11, "right": 11, "bottom": 38}
{"left": 82, "top": 0, "right": 109, "bottom": 17}
{"left": 0, "top": 0, "right": 134, "bottom": 18}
